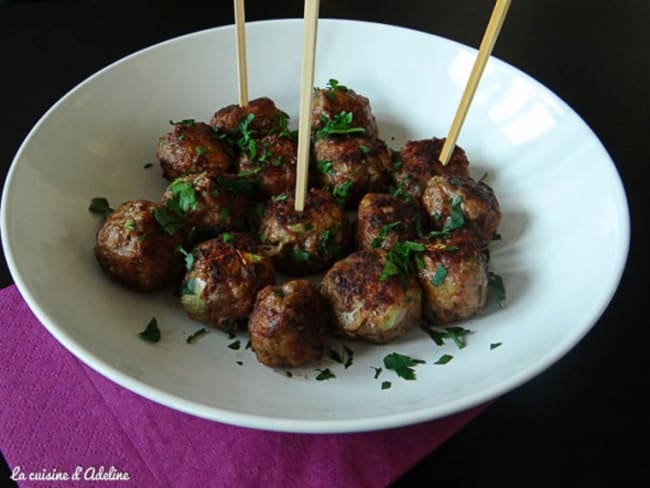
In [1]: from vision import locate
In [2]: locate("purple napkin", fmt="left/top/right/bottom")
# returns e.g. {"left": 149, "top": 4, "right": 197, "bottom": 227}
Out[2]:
{"left": 0, "top": 285, "right": 486, "bottom": 487}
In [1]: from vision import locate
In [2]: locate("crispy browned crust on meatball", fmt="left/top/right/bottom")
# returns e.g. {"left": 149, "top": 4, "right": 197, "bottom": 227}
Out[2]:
{"left": 417, "top": 229, "right": 488, "bottom": 324}
{"left": 210, "top": 97, "right": 283, "bottom": 137}
{"left": 313, "top": 136, "right": 390, "bottom": 208}
{"left": 237, "top": 134, "right": 297, "bottom": 197}
{"left": 355, "top": 193, "right": 420, "bottom": 251}
{"left": 259, "top": 188, "right": 351, "bottom": 275}
{"left": 180, "top": 233, "right": 275, "bottom": 329}
{"left": 320, "top": 250, "right": 422, "bottom": 344}
{"left": 311, "top": 87, "right": 378, "bottom": 138}
{"left": 95, "top": 200, "right": 184, "bottom": 291}
{"left": 393, "top": 137, "right": 470, "bottom": 201}
{"left": 422, "top": 175, "right": 501, "bottom": 244}
{"left": 248, "top": 280, "right": 331, "bottom": 367}
{"left": 155, "top": 121, "right": 232, "bottom": 180}
{"left": 160, "top": 172, "right": 249, "bottom": 234}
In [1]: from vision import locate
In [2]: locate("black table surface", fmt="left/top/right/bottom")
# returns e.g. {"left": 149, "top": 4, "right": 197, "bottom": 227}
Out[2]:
{"left": 1, "top": 1, "right": 648, "bottom": 486}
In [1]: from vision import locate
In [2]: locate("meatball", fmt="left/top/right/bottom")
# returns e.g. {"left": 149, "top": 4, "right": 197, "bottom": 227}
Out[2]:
{"left": 320, "top": 250, "right": 422, "bottom": 344}
{"left": 417, "top": 229, "right": 488, "bottom": 324}
{"left": 160, "top": 172, "right": 250, "bottom": 237}
{"left": 156, "top": 120, "right": 232, "bottom": 180}
{"left": 313, "top": 136, "right": 390, "bottom": 208}
{"left": 392, "top": 137, "right": 470, "bottom": 202}
{"left": 259, "top": 188, "right": 351, "bottom": 275}
{"left": 311, "top": 82, "right": 378, "bottom": 139}
{"left": 95, "top": 200, "right": 184, "bottom": 291}
{"left": 248, "top": 280, "right": 330, "bottom": 367}
{"left": 355, "top": 193, "right": 420, "bottom": 251}
{"left": 180, "top": 233, "right": 275, "bottom": 330}
{"left": 237, "top": 133, "right": 297, "bottom": 197}
{"left": 421, "top": 175, "right": 501, "bottom": 244}
{"left": 210, "top": 97, "right": 284, "bottom": 137}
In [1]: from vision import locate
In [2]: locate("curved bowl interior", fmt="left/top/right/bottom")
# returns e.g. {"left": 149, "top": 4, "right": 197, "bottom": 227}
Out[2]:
{"left": 1, "top": 19, "right": 629, "bottom": 433}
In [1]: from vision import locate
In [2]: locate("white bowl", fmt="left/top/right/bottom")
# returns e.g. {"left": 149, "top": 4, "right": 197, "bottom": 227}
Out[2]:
{"left": 0, "top": 19, "right": 629, "bottom": 433}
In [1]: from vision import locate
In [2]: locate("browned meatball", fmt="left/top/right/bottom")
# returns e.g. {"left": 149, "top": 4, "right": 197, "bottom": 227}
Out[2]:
{"left": 95, "top": 200, "right": 184, "bottom": 291}
{"left": 160, "top": 172, "right": 250, "bottom": 236}
{"left": 311, "top": 81, "right": 378, "bottom": 138}
{"left": 421, "top": 175, "right": 501, "bottom": 244}
{"left": 180, "top": 233, "right": 275, "bottom": 330}
{"left": 156, "top": 120, "right": 232, "bottom": 180}
{"left": 417, "top": 229, "right": 488, "bottom": 324}
{"left": 320, "top": 250, "right": 422, "bottom": 343}
{"left": 210, "top": 97, "right": 284, "bottom": 137}
{"left": 259, "top": 188, "right": 351, "bottom": 275}
{"left": 392, "top": 137, "right": 470, "bottom": 202}
{"left": 313, "top": 136, "right": 390, "bottom": 208}
{"left": 237, "top": 133, "right": 297, "bottom": 197}
{"left": 355, "top": 193, "right": 420, "bottom": 251}
{"left": 248, "top": 280, "right": 330, "bottom": 367}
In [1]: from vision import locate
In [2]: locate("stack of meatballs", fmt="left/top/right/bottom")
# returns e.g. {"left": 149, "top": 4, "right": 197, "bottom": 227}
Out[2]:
{"left": 94, "top": 80, "right": 501, "bottom": 369}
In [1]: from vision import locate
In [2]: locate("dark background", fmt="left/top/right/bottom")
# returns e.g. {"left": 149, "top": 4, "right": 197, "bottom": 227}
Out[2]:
{"left": 1, "top": 0, "right": 648, "bottom": 486}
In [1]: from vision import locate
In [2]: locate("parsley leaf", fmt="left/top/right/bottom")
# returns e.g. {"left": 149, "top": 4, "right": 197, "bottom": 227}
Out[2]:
{"left": 228, "top": 340, "right": 241, "bottom": 350}
{"left": 317, "top": 160, "right": 334, "bottom": 175}
{"left": 153, "top": 203, "right": 184, "bottom": 235}
{"left": 373, "top": 367, "right": 382, "bottom": 379}
{"left": 326, "top": 78, "right": 348, "bottom": 92}
{"left": 195, "top": 145, "right": 208, "bottom": 156}
{"left": 381, "top": 381, "right": 392, "bottom": 390}
{"left": 181, "top": 278, "right": 196, "bottom": 296}
{"left": 434, "top": 354, "right": 454, "bottom": 365}
{"left": 170, "top": 118, "right": 195, "bottom": 126}
{"left": 383, "top": 352, "right": 425, "bottom": 380}
{"left": 488, "top": 272, "right": 506, "bottom": 308}
{"left": 236, "top": 113, "right": 256, "bottom": 151}
{"left": 315, "top": 368, "right": 336, "bottom": 381}
{"left": 288, "top": 247, "right": 310, "bottom": 261}
{"left": 168, "top": 179, "right": 197, "bottom": 213}
{"left": 186, "top": 328, "right": 207, "bottom": 344}
{"left": 431, "top": 264, "right": 448, "bottom": 286}
{"left": 88, "top": 197, "right": 113, "bottom": 217}
{"left": 420, "top": 324, "right": 473, "bottom": 349}
{"left": 359, "top": 144, "right": 370, "bottom": 154}
{"left": 139, "top": 317, "right": 161, "bottom": 343}
{"left": 490, "top": 342, "right": 502, "bottom": 350}
{"left": 318, "top": 223, "right": 343, "bottom": 258}
{"left": 314, "top": 111, "right": 365, "bottom": 140}
{"left": 332, "top": 180, "right": 353, "bottom": 203}
{"left": 177, "top": 246, "right": 195, "bottom": 271}
{"left": 371, "top": 221, "right": 403, "bottom": 249}
{"left": 380, "top": 241, "right": 425, "bottom": 283}
{"left": 442, "top": 195, "right": 465, "bottom": 232}
{"left": 221, "top": 232, "right": 233, "bottom": 243}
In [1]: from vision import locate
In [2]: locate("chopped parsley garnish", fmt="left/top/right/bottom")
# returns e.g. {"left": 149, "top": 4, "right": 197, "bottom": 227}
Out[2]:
{"left": 373, "top": 367, "right": 382, "bottom": 379}
{"left": 288, "top": 247, "right": 310, "bottom": 261}
{"left": 177, "top": 246, "right": 194, "bottom": 271}
{"left": 195, "top": 145, "right": 208, "bottom": 156}
{"left": 221, "top": 232, "right": 233, "bottom": 243}
{"left": 392, "top": 176, "right": 413, "bottom": 203}
{"left": 245, "top": 340, "right": 252, "bottom": 350}
{"left": 181, "top": 278, "right": 196, "bottom": 296}
{"left": 214, "top": 175, "right": 256, "bottom": 196}
{"left": 479, "top": 172, "right": 489, "bottom": 183}
{"left": 236, "top": 361, "right": 243, "bottom": 366}
{"left": 271, "top": 156, "right": 284, "bottom": 167}
{"left": 318, "top": 223, "right": 343, "bottom": 258}
{"left": 170, "top": 118, "right": 195, "bottom": 126}
{"left": 443, "top": 195, "right": 465, "bottom": 232}
{"left": 317, "top": 160, "right": 334, "bottom": 175}
{"left": 285, "top": 371, "right": 293, "bottom": 378}
{"left": 153, "top": 202, "right": 184, "bottom": 235}
{"left": 314, "top": 111, "right": 365, "bottom": 140}
{"left": 186, "top": 328, "right": 207, "bottom": 344}
{"left": 380, "top": 240, "right": 425, "bottom": 283}
{"left": 491, "top": 232, "right": 502, "bottom": 241}
{"left": 123, "top": 220, "right": 136, "bottom": 231}
{"left": 88, "top": 197, "right": 113, "bottom": 217}
{"left": 434, "top": 354, "right": 454, "bottom": 365}
{"left": 381, "top": 381, "right": 392, "bottom": 390}
{"left": 236, "top": 113, "right": 256, "bottom": 151}
{"left": 371, "top": 221, "right": 403, "bottom": 249}
{"left": 488, "top": 272, "right": 506, "bottom": 308}
{"left": 228, "top": 340, "right": 241, "bottom": 350}
{"left": 359, "top": 144, "right": 370, "bottom": 154}
{"left": 332, "top": 180, "right": 353, "bottom": 202}
{"left": 143, "top": 163, "right": 153, "bottom": 169}
{"left": 270, "top": 111, "right": 297, "bottom": 139}
{"left": 274, "top": 193, "right": 288, "bottom": 202}
{"left": 326, "top": 78, "right": 348, "bottom": 93}
{"left": 390, "top": 150, "right": 403, "bottom": 171}
{"left": 273, "top": 289, "right": 284, "bottom": 297}
{"left": 383, "top": 353, "right": 425, "bottom": 380}
{"left": 287, "top": 222, "right": 314, "bottom": 233}
{"left": 420, "top": 324, "right": 473, "bottom": 349}
{"left": 490, "top": 342, "right": 502, "bottom": 350}
{"left": 168, "top": 179, "right": 198, "bottom": 213}
{"left": 315, "top": 368, "right": 336, "bottom": 381}
{"left": 138, "top": 317, "right": 161, "bottom": 343}
{"left": 219, "top": 207, "right": 230, "bottom": 220}
{"left": 431, "top": 264, "right": 448, "bottom": 286}
{"left": 328, "top": 345, "right": 354, "bottom": 368}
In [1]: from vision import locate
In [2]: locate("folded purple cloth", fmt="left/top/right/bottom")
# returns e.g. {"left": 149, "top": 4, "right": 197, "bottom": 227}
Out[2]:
{"left": 0, "top": 285, "right": 486, "bottom": 487}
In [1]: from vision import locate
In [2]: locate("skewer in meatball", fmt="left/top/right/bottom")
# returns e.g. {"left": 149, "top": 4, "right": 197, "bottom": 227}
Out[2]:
{"left": 248, "top": 280, "right": 331, "bottom": 367}
{"left": 156, "top": 120, "right": 232, "bottom": 180}
{"left": 95, "top": 200, "right": 184, "bottom": 291}
{"left": 237, "top": 133, "right": 297, "bottom": 197}
{"left": 180, "top": 233, "right": 275, "bottom": 330}
{"left": 160, "top": 172, "right": 250, "bottom": 238}
{"left": 313, "top": 135, "right": 391, "bottom": 208}
{"left": 417, "top": 229, "right": 488, "bottom": 324}
{"left": 392, "top": 137, "right": 470, "bottom": 202}
{"left": 421, "top": 174, "right": 501, "bottom": 245}
{"left": 258, "top": 188, "right": 351, "bottom": 275}
{"left": 311, "top": 79, "right": 378, "bottom": 138}
{"left": 210, "top": 97, "right": 285, "bottom": 138}
{"left": 320, "top": 250, "right": 422, "bottom": 344}
{"left": 355, "top": 193, "right": 420, "bottom": 251}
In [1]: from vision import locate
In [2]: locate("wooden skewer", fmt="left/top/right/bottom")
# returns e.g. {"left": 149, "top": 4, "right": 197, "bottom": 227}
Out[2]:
{"left": 439, "top": 0, "right": 512, "bottom": 165}
{"left": 294, "top": 0, "right": 320, "bottom": 212}
{"left": 233, "top": 0, "right": 248, "bottom": 106}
